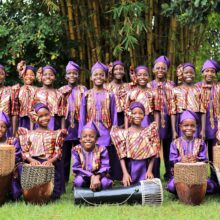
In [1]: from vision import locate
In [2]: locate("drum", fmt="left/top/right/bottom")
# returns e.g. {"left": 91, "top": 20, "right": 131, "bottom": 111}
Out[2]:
{"left": 0, "top": 145, "right": 15, "bottom": 205}
{"left": 213, "top": 145, "right": 220, "bottom": 184}
{"left": 174, "top": 162, "right": 208, "bottom": 205}
{"left": 21, "top": 164, "right": 55, "bottom": 205}
{"left": 74, "top": 178, "right": 163, "bottom": 205}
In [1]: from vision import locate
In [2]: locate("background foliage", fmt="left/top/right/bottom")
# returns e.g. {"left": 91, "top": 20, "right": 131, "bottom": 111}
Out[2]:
{"left": 0, "top": 0, "right": 220, "bottom": 87}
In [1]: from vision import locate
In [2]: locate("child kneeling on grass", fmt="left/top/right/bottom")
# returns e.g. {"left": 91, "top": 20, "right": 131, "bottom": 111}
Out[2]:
{"left": 72, "top": 121, "right": 112, "bottom": 191}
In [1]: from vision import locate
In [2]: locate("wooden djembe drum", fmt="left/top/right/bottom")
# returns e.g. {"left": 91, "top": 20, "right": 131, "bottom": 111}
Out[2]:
{"left": 0, "top": 145, "right": 15, "bottom": 205}
{"left": 213, "top": 145, "right": 220, "bottom": 184}
{"left": 174, "top": 162, "right": 208, "bottom": 205}
{"left": 21, "top": 164, "right": 55, "bottom": 205}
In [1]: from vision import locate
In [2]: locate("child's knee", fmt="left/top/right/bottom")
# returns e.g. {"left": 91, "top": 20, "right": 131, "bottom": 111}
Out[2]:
{"left": 166, "top": 178, "right": 176, "bottom": 194}
{"left": 101, "top": 177, "right": 112, "bottom": 189}
{"left": 74, "top": 176, "right": 85, "bottom": 187}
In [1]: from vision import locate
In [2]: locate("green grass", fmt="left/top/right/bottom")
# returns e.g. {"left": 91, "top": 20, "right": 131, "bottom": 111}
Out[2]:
{"left": 1, "top": 165, "right": 220, "bottom": 220}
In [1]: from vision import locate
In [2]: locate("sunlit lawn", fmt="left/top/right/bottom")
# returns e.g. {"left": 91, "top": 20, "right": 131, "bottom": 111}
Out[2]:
{"left": 1, "top": 164, "right": 220, "bottom": 220}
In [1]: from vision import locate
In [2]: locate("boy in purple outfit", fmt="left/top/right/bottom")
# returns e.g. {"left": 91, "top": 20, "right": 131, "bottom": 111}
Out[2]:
{"left": 0, "top": 111, "right": 22, "bottom": 200}
{"left": 147, "top": 55, "right": 175, "bottom": 180}
{"left": 166, "top": 110, "right": 218, "bottom": 194}
{"left": 59, "top": 61, "right": 87, "bottom": 183}
{"left": 72, "top": 121, "right": 112, "bottom": 190}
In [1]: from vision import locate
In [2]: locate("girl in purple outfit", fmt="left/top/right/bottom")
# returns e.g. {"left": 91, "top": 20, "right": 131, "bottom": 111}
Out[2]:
{"left": 72, "top": 121, "right": 112, "bottom": 190}
{"left": 59, "top": 61, "right": 87, "bottom": 183}
{"left": 0, "top": 111, "right": 22, "bottom": 200}
{"left": 166, "top": 110, "right": 218, "bottom": 194}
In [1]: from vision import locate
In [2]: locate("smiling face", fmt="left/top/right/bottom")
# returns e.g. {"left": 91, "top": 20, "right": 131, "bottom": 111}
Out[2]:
{"left": 0, "top": 121, "right": 7, "bottom": 138}
{"left": 182, "top": 67, "right": 195, "bottom": 84}
{"left": 91, "top": 69, "right": 106, "bottom": 86}
{"left": 66, "top": 70, "right": 79, "bottom": 85}
{"left": 113, "top": 64, "right": 125, "bottom": 80}
{"left": 37, "top": 108, "right": 51, "bottom": 128}
{"left": 136, "top": 69, "right": 149, "bottom": 87}
{"left": 23, "top": 69, "right": 35, "bottom": 85}
{"left": 180, "top": 119, "right": 196, "bottom": 139}
{"left": 42, "top": 69, "right": 55, "bottom": 86}
{"left": 80, "top": 128, "right": 97, "bottom": 151}
{"left": 202, "top": 68, "right": 216, "bottom": 84}
{"left": 153, "top": 62, "right": 167, "bottom": 80}
{"left": 0, "top": 68, "right": 6, "bottom": 85}
{"left": 130, "top": 107, "right": 144, "bottom": 126}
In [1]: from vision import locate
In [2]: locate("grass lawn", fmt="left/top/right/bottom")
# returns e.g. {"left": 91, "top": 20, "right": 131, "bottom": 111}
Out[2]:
{"left": 1, "top": 165, "right": 220, "bottom": 220}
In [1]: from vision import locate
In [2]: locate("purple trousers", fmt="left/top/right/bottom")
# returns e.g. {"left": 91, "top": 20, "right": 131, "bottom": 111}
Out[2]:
{"left": 166, "top": 176, "right": 218, "bottom": 194}
{"left": 74, "top": 175, "right": 112, "bottom": 190}
{"left": 11, "top": 163, "right": 22, "bottom": 200}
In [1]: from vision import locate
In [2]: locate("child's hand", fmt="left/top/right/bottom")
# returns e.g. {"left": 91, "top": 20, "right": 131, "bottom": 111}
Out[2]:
{"left": 172, "top": 131, "right": 178, "bottom": 140}
{"left": 188, "top": 155, "right": 197, "bottom": 163}
{"left": 216, "top": 131, "right": 220, "bottom": 143}
{"left": 145, "top": 171, "right": 154, "bottom": 179}
{"left": 181, "top": 155, "right": 190, "bottom": 163}
{"left": 122, "top": 173, "right": 132, "bottom": 187}
{"left": 42, "top": 161, "right": 53, "bottom": 166}
{"left": 90, "top": 175, "right": 101, "bottom": 191}
{"left": 200, "top": 130, "right": 205, "bottom": 140}
{"left": 30, "top": 159, "right": 41, "bottom": 166}
{"left": 17, "top": 127, "right": 27, "bottom": 135}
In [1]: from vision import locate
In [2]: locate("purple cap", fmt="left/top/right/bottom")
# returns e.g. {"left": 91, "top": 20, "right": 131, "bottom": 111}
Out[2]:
{"left": 0, "top": 64, "right": 4, "bottom": 70}
{"left": 91, "top": 61, "right": 108, "bottom": 74}
{"left": 43, "top": 66, "right": 57, "bottom": 75}
{"left": 66, "top": 61, "right": 81, "bottom": 73}
{"left": 135, "top": 65, "right": 148, "bottom": 73}
{"left": 130, "top": 102, "right": 145, "bottom": 114}
{"left": 26, "top": 65, "right": 35, "bottom": 73}
{"left": 183, "top": 63, "right": 195, "bottom": 70}
{"left": 154, "top": 56, "right": 170, "bottom": 68}
{"left": 0, "top": 111, "right": 10, "bottom": 127}
{"left": 180, "top": 110, "right": 198, "bottom": 123}
{"left": 201, "top": 59, "right": 220, "bottom": 73}
{"left": 112, "top": 60, "right": 124, "bottom": 68}
{"left": 82, "top": 121, "right": 100, "bottom": 137}
{"left": 34, "top": 103, "right": 50, "bottom": 113}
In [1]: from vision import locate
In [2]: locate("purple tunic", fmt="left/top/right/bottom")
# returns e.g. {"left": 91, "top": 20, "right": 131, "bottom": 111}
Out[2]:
{"left": 166, "top": 137, "right": 218, "bottom": 194}
{"left": 78, "top": 91, "right": 118, "bottom": 147}
{"left": 72, "top": 144, "right": 112, "bottom": 189}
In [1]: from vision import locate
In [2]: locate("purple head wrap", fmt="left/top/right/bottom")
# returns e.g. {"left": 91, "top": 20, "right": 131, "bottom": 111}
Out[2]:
{"left": 43, "top": 66, "right": 57, "bottom": 75}
{"left": 0, "top": 111, "right": 10, "bottom": 127}
{"left": 34, "top": 103, "right": 50, "bottom": 113}
{"left": 201, "top": 59, "right": 220, "bottom": 73}
{"left": 112, "top": 60, "right": 124, "bottom": 68}
{"left": 135, "top": 65, "right": 148, "bottom": 73}
{"left": 130, "top": 102, "right": 145, "bottom": 114}
{"left": 183, "top": 63, "right": 195, "bottom": 70}
{"left": 26, "top": 65, "right": 35, "bottom": 73}
{"left": 0, "top": 64, "right": 4, "bottom": 70}
{"left": 180, "top": 110, "right": 198, "bottom": 124}
{"left": 91, "top": 61, "right": 108, "bottom": 74}
{"left": 154, "top": 56, "right": 170, "bottom": 68}
{"left": 66, "top": 61, "right": 81, "bottom": 73}
{"left": 81, "top": 121, "right": 100, "bottom": 137}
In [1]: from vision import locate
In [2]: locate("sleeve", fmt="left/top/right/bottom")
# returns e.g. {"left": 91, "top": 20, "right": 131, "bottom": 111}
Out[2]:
{"left": 11, "top": 84, "right": 20, "bottom": 116}
{"left": 72, "top": 148, "right": 93, "bottom": 177}
{"left": 13, "top": 138, "right": 22, "bottom": 163}
{"left": 147, "top": 90, "right": 154, "bottom": 113}
{"left": 110, "top": 94, "right": 118, "bottom": 126}
{"left": 57, "top": 90, "right": 65, "bottom": 117}
{"left": 18, "top": 128, "right": 31, "bottom": 160}
{"left": 78, "top": 93, "right": 87, "bottom": 138}
{"left": 169, "top": 141, "right": 181, "bottom": 166}
{"left": 197, "top": 140, "right": 208, "bottom": 162}
{"left": 96, "top": 147, "right": 110, "bottom": 176}
{"left": 124, "top": 92, "right": 131, "bottom": 117}
{"left": 169, "top": 88, "right": 176, "bottom": 115}
{"left": 110, "top": 126, "right": 127, "bottom": 159}
{"left": 53, "top": 129, "right": 68, "bottom": 159}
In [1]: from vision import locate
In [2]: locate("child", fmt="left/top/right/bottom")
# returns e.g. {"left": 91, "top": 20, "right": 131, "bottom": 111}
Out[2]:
{"left": 12, "top": 61, "right": 37, "bottom": 131}
{"left": 104, "top": 60, "right": 129, "bottom": 126}
{"left": 79, "top": 61, "right": 117, "bottom": 147}
{"left": 166, "top": 110, "right": 217, "bottom": 194}
{"left": 0, "top": 111, "right": 22, "bottom": 200}
{"left": 72, "top": 121, "right": 112, "bottom": 191}
{"left": 18, "top": 103, "right": 67, "bottom": 200}
{"left": 147, "top": 56, "right": 175, "bottom": 180}
{"left": 170, "top": 63, "right": 204, "bottom": 140}
{"left": 0, "top": 64, "right": 15, "bottom": 136}
{"left": 111, "top": 102, "right": 160, "bottom": 186}
{"left": 197, "top": 59, "right": 220, "bottom": 183}
{"left": 31, "top": 66, "right": 65, "bottom": 130}
{"left": 59, "top": 61, "right": 87, "bottom": 183}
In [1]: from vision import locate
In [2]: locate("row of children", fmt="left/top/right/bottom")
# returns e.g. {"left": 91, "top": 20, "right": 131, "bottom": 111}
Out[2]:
{"left": 0, "top": 55, "right": 220, "bottom": 202}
